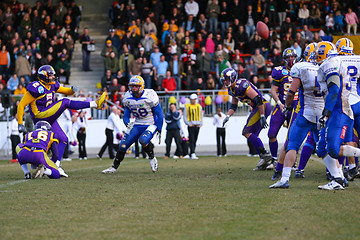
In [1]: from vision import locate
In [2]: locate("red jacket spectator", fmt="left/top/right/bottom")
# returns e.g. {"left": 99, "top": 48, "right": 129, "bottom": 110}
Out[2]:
{"left": 162, "top": 71, "right": 177, "bottom": 93}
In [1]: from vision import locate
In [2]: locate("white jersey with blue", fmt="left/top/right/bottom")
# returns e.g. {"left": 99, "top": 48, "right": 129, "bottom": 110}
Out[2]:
{"left": 338, "top": 55, "right": 360, "bottom": 106}
{"left": 290, "top": 61, "right": 324, "bottom": 124}
{"left": 318, "top": 56, "right": 353, "bottom": 120}
{"left": 122, "top": 89, "right": 159, "bottom": 126}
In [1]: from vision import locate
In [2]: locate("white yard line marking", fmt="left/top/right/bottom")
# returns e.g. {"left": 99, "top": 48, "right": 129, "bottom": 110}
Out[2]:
{"left": 0, "top": 180, "right": 28, "bottom": 189}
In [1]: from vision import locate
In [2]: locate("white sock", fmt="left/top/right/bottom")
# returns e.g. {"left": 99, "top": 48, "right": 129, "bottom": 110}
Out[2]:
{"left": 21, "top": 164, "right": 30, "bottom": 174}
{"left": 342, "top": 145, "right": 360, "bottom": 157}
{"left": 90, "top": 101, "right": 97, "bottom": 108}
{"left": 349, "top": 163, "right": 356, "bottom": 169}
{"left": 44, "top": 168, "right": 52, "bottom": 176}
{"left": 323, "top": 155, "right": 341, "bottom": 178}
{"left": 338, "top": 166, "right": 344, "bottom": 179}
{"left": 281, "top": 167, "right": 292, "bottom": 182}
{"left": 55, "top": 160, "right": 60, "bottom": 168}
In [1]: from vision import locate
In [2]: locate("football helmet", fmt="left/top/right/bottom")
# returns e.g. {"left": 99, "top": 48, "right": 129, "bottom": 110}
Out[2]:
{"left": 37, "top": 65, "right": 56, "bottom": 84}
{"left": 315, "top": 41, "right": 338, "bottom": 64}
{"left": 129, "top": 75, "right": 145, "bottom": 96}
{"left": 335, "top": 38, "right": 354, "bottom": 55}
{"left": 220, "top": 68, "right": 238, "bottom": 87}
{"left": 35, "top": 121, "right": 52, "bottom": 131}
{"left": 303, "top": 42, "right": 318, "bottom": 62}
{"left": 283, "top": 48, "right": 298, "bottom": 67}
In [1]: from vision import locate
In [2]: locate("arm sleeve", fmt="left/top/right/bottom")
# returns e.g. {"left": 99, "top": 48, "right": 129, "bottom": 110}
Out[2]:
{"left": 165, "top": 112, "right": 173, "bottom": 124}
{"left": 172, "top": 111, "right": 181, "bottom": 120}
{"left": 50, "top": 141, "right": 59, "bottom": 162}
{"left": 324, "top": 81, "right": 339, "bottom": 114}
{"left": 17, "top": 91, "right": 36, "bottom": 124}
{"left": 57, "top": 85, "right": 75, "bottom": 95}
{"left": 152, "top": 104, "right": 164, "bottom": 131}
{"left": 123, "top": 107, "right": 131, "bottom": 126}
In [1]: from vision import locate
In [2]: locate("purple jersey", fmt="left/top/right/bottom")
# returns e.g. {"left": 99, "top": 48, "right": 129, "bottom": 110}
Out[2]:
{"left": 228, "top": 79, "right": 265, "bottom": 107}
{"left": 19, "top": 129, "right": 59, "bottom": 152}
{"left": 271, "top": 66, "right": 298, "bottom": 105}
{"left": 26, "top": 81, "right": 61, "bottom": 118}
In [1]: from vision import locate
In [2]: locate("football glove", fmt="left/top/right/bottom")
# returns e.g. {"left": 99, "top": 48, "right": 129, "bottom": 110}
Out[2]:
{"left": 71, "top": 85, "right": 79, "bottom": 93}
{"left": 126, "top": 122, "right": 134, "bottom": 130}
{"left": 156, "top": 130, "right": 161, "bottom": 144}
{"left": 18, "top": 124, "right": 26, "bottom": 133}
{"left": 260, "top": 115, "right": 268, "bottom": 129}
{"left": 319, "top": 115, "right": 327, "bottom": 129}
{"left": 282, "top": 106, "right": 292, "bottom": 119}
{"left": 222, "top": 115, "right": 230, "bottom": 127}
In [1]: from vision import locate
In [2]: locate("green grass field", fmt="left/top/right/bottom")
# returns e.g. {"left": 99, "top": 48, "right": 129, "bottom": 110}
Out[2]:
{"left": 1, "top": 155, "right": 360, "bottom": 240}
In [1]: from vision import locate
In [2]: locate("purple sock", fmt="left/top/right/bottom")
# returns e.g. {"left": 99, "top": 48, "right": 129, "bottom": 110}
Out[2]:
{"left": 69, "top": 100, "right": 90, "bottom": 110}
{"left": 269, "top": 141, "right": 278, "bottom": 159}
{"left": 248, "top": 134, "right": 264, "bottom": 155}
{"left": 58, "top": 142, "right": 67, "bottom": 161}
{"left": 298, "top": 143, "right": 313, "bottom": 170}
{"left": 338, "top": 156, "right": 345, "bottom": 165}
{"left": 275, "top": 162, "right": 283, "bottom": 171}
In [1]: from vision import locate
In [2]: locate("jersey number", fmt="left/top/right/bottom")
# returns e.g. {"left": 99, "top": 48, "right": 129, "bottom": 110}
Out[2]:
{"left": 28, "top": 131, "right": 48, "bottom": 143}
{"left": 313, "top": 77, "right": 323, "bottom": 97}
{"left": 131, "top": 108, "right": 148, "bottom": 118}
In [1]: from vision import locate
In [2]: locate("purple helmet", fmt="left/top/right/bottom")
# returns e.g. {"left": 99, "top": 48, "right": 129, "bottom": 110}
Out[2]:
{"left": 220, "top": 68, "right": 238, "bottom": 87}
{"left": 35, "top": 121, "right": 52, "bottom": 131}
{"left": 282, "top": 48, "right": 297, "bottom": 67}
{"left": 37, "top": 65, "right": 56, "bottom": 83}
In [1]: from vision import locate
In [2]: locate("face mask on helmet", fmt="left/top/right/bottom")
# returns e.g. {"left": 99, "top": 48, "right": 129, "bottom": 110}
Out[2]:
{"left": 303, "top": 42, "right": 318, "bottom": 63}
{"left": 283, "top": 48, "right": 297, "bottom": 68}
{"left": 35, "top": 120, "right": 52, "bottom": 131}
{"left": 220, "top": 68, "right": 237, "bottom": 87}
{"left": 335, "top": 38, "right": 354, "bottom": 55}
{"left": 37, "top": 65, "right": 57, "bottom": 84}
{"left": 128, "top": 75, "right": 145, "bottom": 96}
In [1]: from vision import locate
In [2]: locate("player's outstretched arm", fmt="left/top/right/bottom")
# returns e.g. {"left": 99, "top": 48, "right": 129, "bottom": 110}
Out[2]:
{"left": 57, "top": 85, "right": 76, "bottom": 95}
{"left": 152, "top": 104, "right": 164, "bottom": 131}
{"left": 17, "top": 91, "right": 36, "bottom": 125}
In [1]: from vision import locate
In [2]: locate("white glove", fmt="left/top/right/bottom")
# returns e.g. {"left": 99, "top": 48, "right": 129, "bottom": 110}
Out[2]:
{"left": 71, "top": 85, "right": 79, "bottom": 93}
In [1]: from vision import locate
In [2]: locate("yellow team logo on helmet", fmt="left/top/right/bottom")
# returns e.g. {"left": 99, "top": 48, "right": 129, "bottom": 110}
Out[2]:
{"left": 315, "top": 41, "right": 338, "bottom": 64}
{"left": 335, "top": 38, "right": 354, "bottom": 55}
{"left": 129, "top": 75, "right": 145, "bottom": 94}
{"left": 303, "top": 42, "right": 318, "bottom": 62}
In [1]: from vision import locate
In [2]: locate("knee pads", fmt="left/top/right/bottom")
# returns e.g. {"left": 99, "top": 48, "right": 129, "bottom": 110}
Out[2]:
{"left": 139, "top": 130, "right": 153, "bottom": 146}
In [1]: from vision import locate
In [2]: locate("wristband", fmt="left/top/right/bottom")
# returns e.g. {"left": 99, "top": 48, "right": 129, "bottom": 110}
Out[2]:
{"left": 277, "top": 100, "right": 282, "bottom": 106}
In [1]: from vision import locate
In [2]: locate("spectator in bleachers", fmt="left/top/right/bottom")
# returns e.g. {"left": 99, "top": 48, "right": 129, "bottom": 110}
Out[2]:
{"left": 312, "top": 31, "right": 322, "bottom": 42}
{"left": 334, "top": 10, "right": 344, "bottom": 34}
{"left": 168, "top": 53, "right": 182, "bottom": 90}
{"left": 193, "top": 77, "right": 205, "bottom": 90}
{"left": 325, "top": 11, "right": 335, "bottom": 34}
{"left": 223, "top": 32, "right": 235, "bottom": 54}
{"left": 14, "top": 83, "right": 26, "bottom": 95}
{"left": 268, "top": 47, "right": 283, "bottom": 68}
{"left": 245, "top": 58, "right": 258, "bottom": 78}
{"left": 108, "top": 77, "right": 121, "bottom": 95}
{"left": 291, "top": 42, "right": 302, "bottom": 60}
{"left": 150, "top": 45, "right": 162, "bottom": 68}
{"left": 79, "top": 27, "right": 93, "bottom": 71}
{"left": 127, "top": 3, "right": 139, "bottom": 24}
{"left": 182, "top": 14, "right": 196, "bottom": 36}
{"left": 105, "top": 51, "right": 119, "bottom": 76}
{"left": 155, "top": 55, "right": 168, "bottom": 90}
{"left": 0, "top": 45, "right": 11, "bottom": 79}
{"left": 7, "top": 73, "right": 19, "bottom": 93}
{"left": 280, "top": 17, "right": 296, "bottom": 39}
{"left": 185, "top": 0, "right": 199, "bottom": 18}
{"left": 69, "top": 1, "right": 81, "bottom": 28}
{"left": 141, "top": 31, "right": 156, "bottom": 54}
{"left": 162, "top": 70, "right": 177, "bottom": 93}
{"left": 345, "top": 7, "right": 359, "bottom": 35}
{"left": 300, "top": 24, "right": 314, "bottom": 42}
{"left": 101, "top": 40, "right": 118, "bottom": 63}
{"left": 106, "top": 29, "right": 121, "bottom": 53}
{"left": 14, "top": 52, "right": 31, "bottom": 85}
{"left": 294, "top": 32, "right": 306, "bottom": 50}
{"left": 282, "top": 32, "right": 294, "bottom": 50}
{"left": 196, "top": 46, "right": 211, "bottom": 81}
{"left": 216, "top": 54, "right": 231, "bottom": 80}
{"left": 206, "top": 0, "right": 220, "bottom": 34}
{"left": 238, "top": 63, "right": 251, "bottom": 80}
{"left": 309, "top": 2, "right": 321, "bottom": 28}
{"left": 129, "top": 56, "right": 143, "bottom": 78}
{"left": 142, "top": 16, "right": 157, "bottom": 37}
{"left": 119, "top": 44, "right": 134, "bottom": 80}
{"left": 206, "top": 74, "right": 216, "bottom": 90}
{"left": 101, "top": 69, "right": 112, "bottom": 90}
{"left": 219, "top": 1, "right": 230, "bottom": 38}
{"left": 19, "top": 12, "right": 31, "bottom": 38}
{"left": 244, "top": 5, "right": 258, "bottom": 38}
{"left": 298, "top": 4, "right": 310, "bottom": 29}
{"left": 55, "top": 54, "right": 71, "bottom": 84}
{"left": 141, "top": 57, "right": 154, "bottom": 89}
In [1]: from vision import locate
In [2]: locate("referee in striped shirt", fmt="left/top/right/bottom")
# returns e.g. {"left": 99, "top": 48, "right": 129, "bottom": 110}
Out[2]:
{"left": 183, "top": 93, "right": 203, "bottom": 159}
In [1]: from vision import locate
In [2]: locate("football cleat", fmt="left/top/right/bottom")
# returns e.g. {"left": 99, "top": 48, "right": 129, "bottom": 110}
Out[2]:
{"left": 58, "top": 166, "right": 69, "bottom": 178}
{"left": 102, "top": 166, "right": 117, "bottom": 174}
{"left": 96, "top": 154, "right": 102, "bottom": 160}
{"left": 266, "top": 159, "right": 277, "bottom": 170}
{"left": 269, "top": 180, "right": 289, "bottom": 189}
{"left": 326, "top": 171, "right": 332, "bottom": 180}
{"left": 149, "top": 157, "right": 158, "bottom": 172}
{"left": 318, "top": 180, "right": 344, "bottom": 190}
{"left": 24, "top": 172, "right": 32, "bottom": 179}
{"left": 95, "top": 92, "right": 107, "bottom": 110}
{"left": 253, "top": 165, "right": 267, "bottom": 171}
{"left": 343, "top": 167, "right": 349, "bottom": 179}
{"left": 271, "top": 170, "right": 282, "bottom": 181}
{"left": 347, "top": 167, "right": 360, "bottom": 181}
{"left": 343, "top": 178, "right": 349, "bottom": 188}
{"left": 32, "top": 164, "right": 45, "bottom": 179}
{"left": 295, "top": 169, "right": 306, "bottom": 179}
{"left": 256, "top": 152, "right": 272, "bottom": 168}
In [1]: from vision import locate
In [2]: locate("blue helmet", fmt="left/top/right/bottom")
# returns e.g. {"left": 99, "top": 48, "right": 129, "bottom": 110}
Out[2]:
{"left": 282, "top": 48, "right": 298, "bottom": 67}
{"left": 37, "top": 65, "right": 56, "bottom": 83}
{"left": 35, "top": 121, "right": 52, "bottom": 131}
{"left": 220, "top": 68, "right": 238, "bottom": 87}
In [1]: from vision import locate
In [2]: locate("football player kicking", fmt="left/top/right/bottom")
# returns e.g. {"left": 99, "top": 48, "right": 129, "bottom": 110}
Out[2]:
{"left": 16, "top": 121, "right": 61, "bottom": 179}
{"left": 315, "top": 41, "right": 360, "bottom": 190}
{"left": 102, "top": 75, "right": 164, "bottom": 174}
{"left": 270, "top": 43, "right": 324, "bottom": 188}
{"left": 221, "top": 68, "right": 272, "bottom": 169}
{"left": 17, "top": 65, "right": 107, "bottom": 177}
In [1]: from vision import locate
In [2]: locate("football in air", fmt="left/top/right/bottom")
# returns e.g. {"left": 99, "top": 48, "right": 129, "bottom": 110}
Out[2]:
{"left": 256, "top": 21, "right": 269, "bottom": 39}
